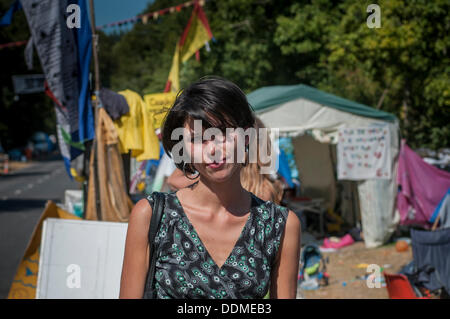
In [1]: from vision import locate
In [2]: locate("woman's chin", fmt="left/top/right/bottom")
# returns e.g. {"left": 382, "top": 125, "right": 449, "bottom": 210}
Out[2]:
{"left": 202, "top": 164, "right": 236, "bottom": 183}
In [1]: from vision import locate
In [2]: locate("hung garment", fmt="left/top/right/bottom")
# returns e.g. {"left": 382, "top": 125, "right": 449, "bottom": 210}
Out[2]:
{"left": 144, "top": 191, "right": 289, "bottom": 299}
{"left": 114, "top": 89, "right": 160, "bottom": 161}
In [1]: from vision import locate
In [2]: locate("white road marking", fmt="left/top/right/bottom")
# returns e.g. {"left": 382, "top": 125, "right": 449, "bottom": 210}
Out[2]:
{"left": 1, "top": 196, "right": 7, "bottom": 201}
{"left": 27, "top": 183, "right": 33, "bottom": 189}
{"left": 14, "top": 189, "right": 22, "bottom": 195}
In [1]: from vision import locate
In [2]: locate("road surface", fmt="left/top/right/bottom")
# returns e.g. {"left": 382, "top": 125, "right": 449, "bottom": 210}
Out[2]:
{"left": 0, "top": 156, "right": 79, "bottom": 299}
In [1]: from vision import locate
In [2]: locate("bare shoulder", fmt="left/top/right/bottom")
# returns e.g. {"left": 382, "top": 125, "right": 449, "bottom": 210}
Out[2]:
{"left": 285, "top": 209, "right": 301, "bottom": 236}
{"left": 128, "top": 198, "right": 153, "bottom": 232}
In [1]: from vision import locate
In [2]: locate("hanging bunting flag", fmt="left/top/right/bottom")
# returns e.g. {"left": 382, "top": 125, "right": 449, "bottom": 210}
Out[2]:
{"left": 0, "top": 39, "right": 27, "bottom": 50}
{"left": 96, "top": 0, "right": 196, "bottom": 30}
{"left": 165, "top": 1, "right": 213, "bottom": 93}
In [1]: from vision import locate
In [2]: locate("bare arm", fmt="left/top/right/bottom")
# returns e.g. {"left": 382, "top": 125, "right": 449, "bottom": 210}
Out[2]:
{"left": 119, "top": 198, "right": 152, "bottom": 298}
{"left": 270, "top": 210, "right": 302, "bottom": 299}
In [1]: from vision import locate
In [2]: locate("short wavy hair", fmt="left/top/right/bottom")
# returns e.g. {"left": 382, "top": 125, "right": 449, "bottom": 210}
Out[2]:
{"left": 161, "top": 76, "right": 256, "bottom": 174}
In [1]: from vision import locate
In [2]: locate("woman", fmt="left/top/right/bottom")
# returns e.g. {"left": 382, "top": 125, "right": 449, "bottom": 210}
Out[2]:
{"left": 167, "top": 117, "right": 285, "bottom": 204}
{"left": 120, "top": 77, "right": 301, "bottom": 299}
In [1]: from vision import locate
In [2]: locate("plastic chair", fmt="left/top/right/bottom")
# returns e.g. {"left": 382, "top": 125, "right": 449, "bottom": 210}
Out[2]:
{"left": 383, "top": 272, "right": 428, "bottom": 299}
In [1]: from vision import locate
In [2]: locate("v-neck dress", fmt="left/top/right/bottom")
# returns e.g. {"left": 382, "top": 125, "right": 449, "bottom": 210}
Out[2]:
{"left": 144, "top": 191, "right": 289, "bottom": 299}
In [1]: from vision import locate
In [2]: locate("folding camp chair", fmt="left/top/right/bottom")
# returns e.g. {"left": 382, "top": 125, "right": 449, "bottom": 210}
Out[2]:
{"left": 410, "top": 228, "right": 450, "bottom": 295}
{"left": 383, "top": 272, "right": 428, "bottom": 299}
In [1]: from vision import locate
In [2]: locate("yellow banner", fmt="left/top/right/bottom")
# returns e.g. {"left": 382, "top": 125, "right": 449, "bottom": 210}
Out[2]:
{"left": 144, "top": 92, "right": 176, "bottom": 129}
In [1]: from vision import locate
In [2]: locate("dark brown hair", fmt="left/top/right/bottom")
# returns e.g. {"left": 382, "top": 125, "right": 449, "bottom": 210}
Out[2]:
{"left": 161, "top": 76, "right": 255, "bottom": 174}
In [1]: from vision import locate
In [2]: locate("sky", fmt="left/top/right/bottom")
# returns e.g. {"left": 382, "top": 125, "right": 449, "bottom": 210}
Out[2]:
{"left": 91, "top": 0, "right": 155, "bottom": 33}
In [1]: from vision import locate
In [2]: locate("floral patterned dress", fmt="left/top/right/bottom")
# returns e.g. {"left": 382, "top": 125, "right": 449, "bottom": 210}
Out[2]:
{"left": 144, "top": 191, "right": 289, "bottom": 299}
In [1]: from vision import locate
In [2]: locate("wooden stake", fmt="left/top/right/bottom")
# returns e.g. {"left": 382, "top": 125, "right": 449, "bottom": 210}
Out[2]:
{"left": 88, "top": 0, "right": 102, "bottom": 220}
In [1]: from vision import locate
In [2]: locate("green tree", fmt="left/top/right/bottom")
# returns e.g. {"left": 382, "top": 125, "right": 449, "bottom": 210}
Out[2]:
{"left": 0, "top": 0, "right": 55, "bottom": 151}
{"left": 274, "top": 0, "right": 449, "bottom": 149}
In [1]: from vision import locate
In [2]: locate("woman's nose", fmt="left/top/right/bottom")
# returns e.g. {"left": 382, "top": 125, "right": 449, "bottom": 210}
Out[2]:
{"left": 205, "top": 139, "right": 223, "bottom": 159}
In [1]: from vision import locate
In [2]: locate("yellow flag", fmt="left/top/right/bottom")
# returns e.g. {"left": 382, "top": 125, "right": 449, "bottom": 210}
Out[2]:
{"left": 165, "top": 2, "right": 213, "bottom": 93}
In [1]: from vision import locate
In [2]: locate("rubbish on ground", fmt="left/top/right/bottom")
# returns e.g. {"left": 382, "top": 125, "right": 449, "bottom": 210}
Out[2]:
{"left": 319, "top": 247, "right": 337, "bottom": 253}
{"left": 395, "top": 237, "right": 412, "bottom": 245}
{"left": 322, "top": 233, "right": 355, "bottom": 249}
{"left": 299, "top": 277, "right": 320, "bottom": 290}
{"left": 395, "top": 240, "right": 409, "bottom": 252}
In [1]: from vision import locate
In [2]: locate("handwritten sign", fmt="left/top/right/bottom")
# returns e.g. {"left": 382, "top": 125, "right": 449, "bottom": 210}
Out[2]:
{"left": 144, "top": 92, "right": 176, "bottom": 129}
{"left": 337, "top": 127, "right": 391, "bottom": 180}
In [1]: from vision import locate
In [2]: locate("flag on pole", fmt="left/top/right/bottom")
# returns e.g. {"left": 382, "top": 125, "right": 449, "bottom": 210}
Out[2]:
{"left": 21, "top": 0, "right": 94, "bottom": 177}
{"left": 165, "top": 1, "right": 213, "bottom": 93}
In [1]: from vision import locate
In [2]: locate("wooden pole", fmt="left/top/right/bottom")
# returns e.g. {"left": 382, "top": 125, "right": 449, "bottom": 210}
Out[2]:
{"left": 88, "top": 0, "right": 102, "bottom": 220}
{"left": 89, "top": 0, "right": 101, "bottom": 94}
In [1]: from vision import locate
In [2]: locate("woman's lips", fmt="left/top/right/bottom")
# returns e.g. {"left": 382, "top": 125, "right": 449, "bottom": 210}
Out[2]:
{"left": 206, "top": 158, "right": 226, "bottom": 169}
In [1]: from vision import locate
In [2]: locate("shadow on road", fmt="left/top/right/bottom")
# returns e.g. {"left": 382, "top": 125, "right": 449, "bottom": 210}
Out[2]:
{"left": 0, "top": 171, "right": 50, "bottom": 179}
{"left": 0, "top": 198, "right": 60, "bottom": 213}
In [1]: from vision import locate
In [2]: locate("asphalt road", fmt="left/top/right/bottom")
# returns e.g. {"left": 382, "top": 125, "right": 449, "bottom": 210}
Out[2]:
{"left": 0, "top": 156, "right": 79, "bottom": 299}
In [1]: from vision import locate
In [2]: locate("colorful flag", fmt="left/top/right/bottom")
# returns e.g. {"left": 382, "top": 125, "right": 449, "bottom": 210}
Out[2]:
{"left": 165, "top": 2, "right": 213, "bottom": 93}
{"left": 21, "top": 0, "right": 94, "bottom": 177}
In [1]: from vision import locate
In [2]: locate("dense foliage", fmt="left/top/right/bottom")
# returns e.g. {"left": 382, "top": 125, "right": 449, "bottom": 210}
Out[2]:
{"left": 0, "top": 0, "right": 55, "bottom": 151}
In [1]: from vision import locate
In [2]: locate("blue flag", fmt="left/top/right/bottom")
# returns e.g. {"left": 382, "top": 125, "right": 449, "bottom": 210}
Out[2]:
{"left": 0, "top": 0, "right": 21, "bottom": 27}
{"left": 75, "top": 0, "right": 94, "bottom": 142}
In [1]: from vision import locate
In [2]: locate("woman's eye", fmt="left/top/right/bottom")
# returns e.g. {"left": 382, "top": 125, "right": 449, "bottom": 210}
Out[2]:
{"left": 203, "top": 136, "right": 214, "bottom": 142}
{"left": 190, "top": 136, "right": 204, "bottom": 143}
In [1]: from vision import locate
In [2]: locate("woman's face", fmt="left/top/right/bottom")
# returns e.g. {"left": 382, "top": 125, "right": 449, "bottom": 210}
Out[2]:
{"left": 182, "top": 118, "right": 246, "bottom": 183}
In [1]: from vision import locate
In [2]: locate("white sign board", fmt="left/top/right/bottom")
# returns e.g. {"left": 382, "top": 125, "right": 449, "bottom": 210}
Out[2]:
{"left": 36, "top": 218, "right": 128, "bottom": 299}
{"left": 337, "top": 126, "right": 391, "bottom": 180}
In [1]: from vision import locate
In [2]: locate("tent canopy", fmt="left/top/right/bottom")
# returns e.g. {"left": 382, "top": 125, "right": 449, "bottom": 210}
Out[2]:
{"left": 247, "top": 84, "right": 397, "bottom": 123}
{"left": 246, "top": 83, "right": 400, "bottom": 248}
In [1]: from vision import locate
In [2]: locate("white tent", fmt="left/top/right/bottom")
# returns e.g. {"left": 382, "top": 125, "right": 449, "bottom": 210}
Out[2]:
{"left": 248, "top": 84, "right": 400, "bottom": 248}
